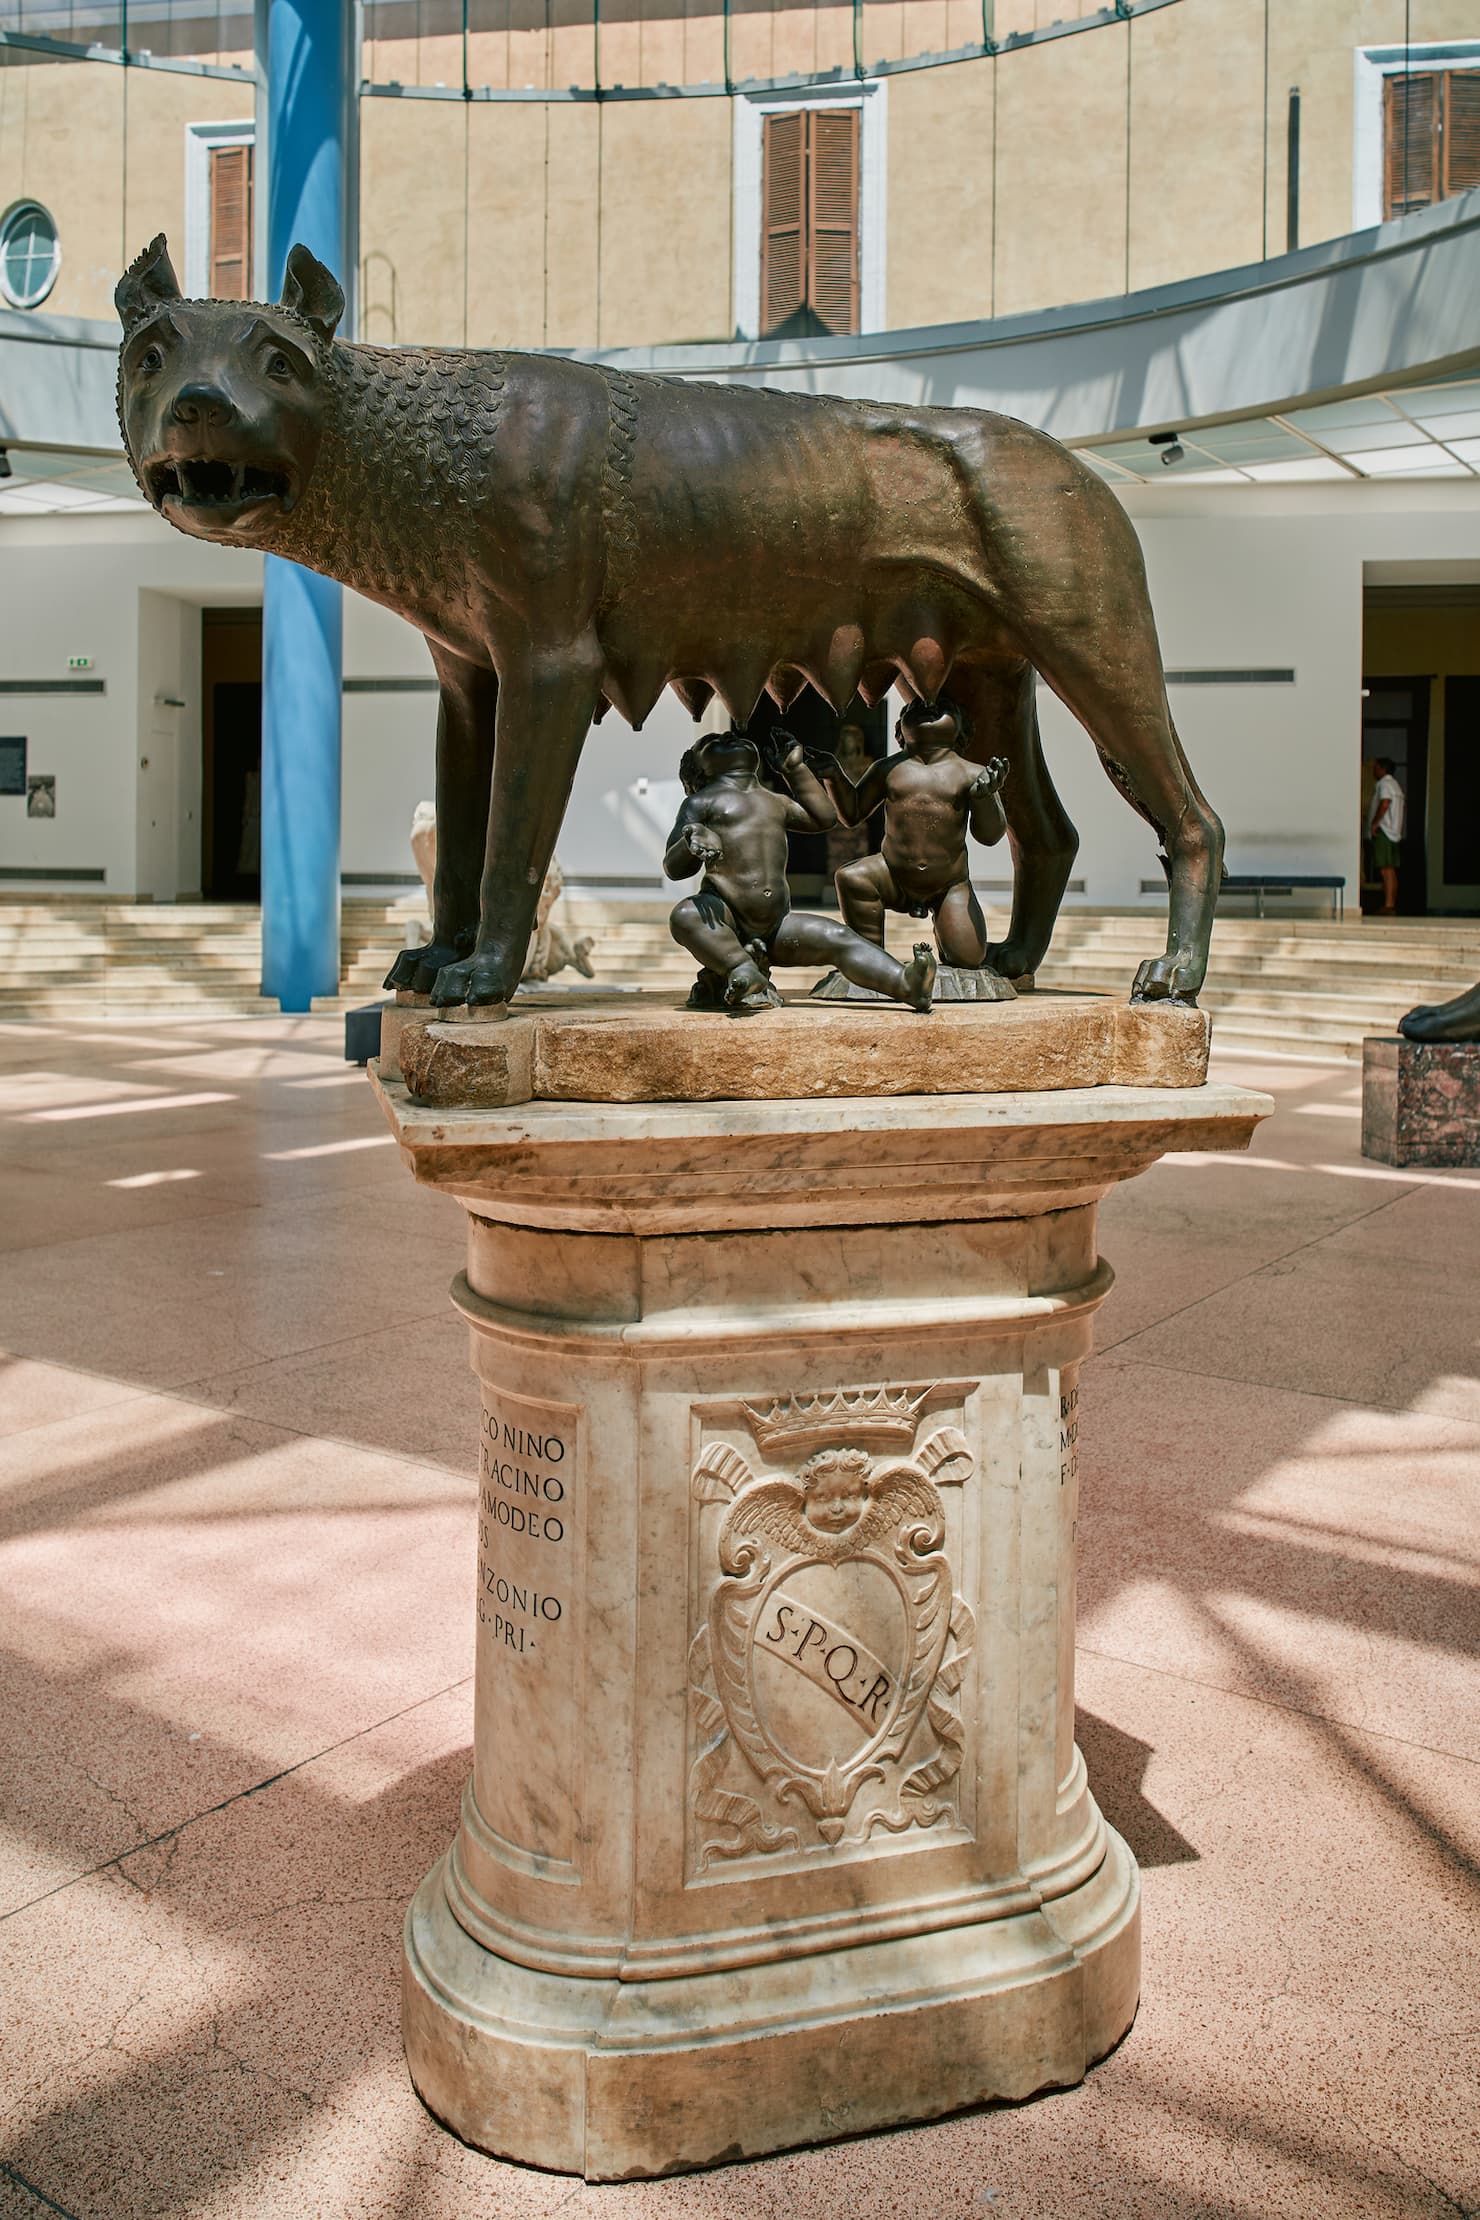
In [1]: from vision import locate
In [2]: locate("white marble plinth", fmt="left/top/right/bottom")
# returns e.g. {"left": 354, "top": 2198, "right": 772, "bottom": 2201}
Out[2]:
{"left": 373, "top": 1063, "right": 1270, "bottom": 2178}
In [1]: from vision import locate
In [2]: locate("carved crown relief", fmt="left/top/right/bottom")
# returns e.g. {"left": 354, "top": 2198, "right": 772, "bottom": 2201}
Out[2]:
{"left": 687, "top": 1385, "right": 975, "bottom": 1872}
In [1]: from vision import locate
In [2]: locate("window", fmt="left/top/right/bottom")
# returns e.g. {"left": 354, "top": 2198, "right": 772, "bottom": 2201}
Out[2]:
{"left": 0, "top": 202, "right": 61, "bottom": 311}
{"left": 1384, "top": 68, "right": 1480, "bottom": 218}
{"left": 761, "top": 108, "right": 860, "bottom": 338}
{"left": 209, "top": 143, "right": 254, "bottom": 299}
{"left": 184, "top": 120, "right": 255, "bottom": 298}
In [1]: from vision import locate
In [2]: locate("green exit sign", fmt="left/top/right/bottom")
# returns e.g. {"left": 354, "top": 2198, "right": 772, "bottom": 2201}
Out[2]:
{"left": 67, "top": 655, "right": 92, "bottom": 671}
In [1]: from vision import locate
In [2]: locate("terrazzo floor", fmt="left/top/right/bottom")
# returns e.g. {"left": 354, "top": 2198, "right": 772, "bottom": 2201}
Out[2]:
{"left": 0, "top": 1012, "right": 1475, "bottom": 2220}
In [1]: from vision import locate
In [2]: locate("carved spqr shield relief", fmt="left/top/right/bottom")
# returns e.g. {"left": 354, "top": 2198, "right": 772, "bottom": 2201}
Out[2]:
{"left": 687, "top": 1386, "right": 975, "bottom": 1873}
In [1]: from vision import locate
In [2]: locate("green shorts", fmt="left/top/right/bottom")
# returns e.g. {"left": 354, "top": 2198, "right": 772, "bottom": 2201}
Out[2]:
{"left": 1373, "top": 831, "right": 1401, "bottom": 869}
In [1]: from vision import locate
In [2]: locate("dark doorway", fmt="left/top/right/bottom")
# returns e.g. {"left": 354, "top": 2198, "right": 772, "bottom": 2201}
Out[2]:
{"left": 735, "top": 687, "right": 888, "bottom": 906}
{"left": 202, "top": 607, "right": 263, "bottom": 900}
{"left": 1443, "top": 676, "right": 1480, "bottom": 889}
{"left": 1360, "top": 676, "right": 1429, "bottom": 916}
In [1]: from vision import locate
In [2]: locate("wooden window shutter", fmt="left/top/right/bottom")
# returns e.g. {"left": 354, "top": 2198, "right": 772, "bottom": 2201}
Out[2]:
{"left": 1444, "top": 71, "right": 1480, "bottom": 198}
{"left": 762, "top": 112, "right": 807, "bottom": 336}
{"left": 210, "top": 144, "right": 253, "bottom": 300}
{"left": 808, "top": 107, "right": 859, "bottom": 336}
{"left": 1384, "top": 73, "right": 1439, "bottom": 218}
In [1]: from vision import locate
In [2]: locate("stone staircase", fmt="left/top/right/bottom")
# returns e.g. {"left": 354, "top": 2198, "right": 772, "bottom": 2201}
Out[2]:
{"left": 0, "top": 902, "right": 275, "bottom": 1021}
{"left": 4, "top": 896, "right": 1480, "bottom": 1062}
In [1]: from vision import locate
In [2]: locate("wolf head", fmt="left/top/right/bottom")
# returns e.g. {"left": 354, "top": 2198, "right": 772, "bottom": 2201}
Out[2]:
{"left": 116, "top": 235, "right": 344, "bottom": 545}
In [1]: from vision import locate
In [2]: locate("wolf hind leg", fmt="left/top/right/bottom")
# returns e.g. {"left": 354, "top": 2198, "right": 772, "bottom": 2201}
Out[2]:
{"left": 948, "top": 662, "right": 1078, "bottom": 985}
{"left": 1034, "top": 643, "right": 1223, "bottom": 1004}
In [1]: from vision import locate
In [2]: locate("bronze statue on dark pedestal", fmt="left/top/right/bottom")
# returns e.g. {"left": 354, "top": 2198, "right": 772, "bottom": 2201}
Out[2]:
{"left": 1399, "top": 982, "right": 1480, "bottom": 1043}
{"left": 664, "top": 730, "right": 935, "bottom": 1013}
{"left": 116, "top": 235, "right": 1224, "bottom": 1012}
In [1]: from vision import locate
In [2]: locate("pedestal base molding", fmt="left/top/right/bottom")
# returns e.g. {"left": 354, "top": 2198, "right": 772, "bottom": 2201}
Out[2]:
{"left": 403, "top": 1829, "right": 1140, "bottom": 2179}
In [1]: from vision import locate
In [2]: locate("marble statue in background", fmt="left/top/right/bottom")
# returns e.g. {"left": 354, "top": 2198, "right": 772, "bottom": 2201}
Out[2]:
{"left": 410, "top": 799, "right": 437, "bottom": 919}
{"left": 1399, "top": 981, "right": 1480, "bottom": 1043}
{"left": 663, "top": 729, "right": 935, "bottom": 1013}
{"left": 116, "top": 233, "right": 1224, "bottom": 1013}
{"left": 409, "top": 802, "right": 594, "bottom": 985}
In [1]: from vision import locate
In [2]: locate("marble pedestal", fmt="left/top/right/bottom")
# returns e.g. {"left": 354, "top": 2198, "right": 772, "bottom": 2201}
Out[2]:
{"left": 1362, "top": 1035, "right": 1480, "bottom": 1167}
{"left": 373, "top": 1040, "right": 1268, "bottom": 2179}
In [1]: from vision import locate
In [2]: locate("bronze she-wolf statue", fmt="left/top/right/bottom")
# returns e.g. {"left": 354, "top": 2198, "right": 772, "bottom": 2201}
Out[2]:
{"left": 115, "top": 235, "right": 1224, "bottom": 1011}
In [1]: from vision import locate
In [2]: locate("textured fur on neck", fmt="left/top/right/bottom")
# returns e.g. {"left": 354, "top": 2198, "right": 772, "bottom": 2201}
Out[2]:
{"left": 266, "top": 341, "right": 509, "bottom": 618}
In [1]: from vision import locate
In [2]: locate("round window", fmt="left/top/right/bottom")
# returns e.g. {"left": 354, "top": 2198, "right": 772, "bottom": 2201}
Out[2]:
{"left": 0, "top": 202, "right": 61, "bottom": 310}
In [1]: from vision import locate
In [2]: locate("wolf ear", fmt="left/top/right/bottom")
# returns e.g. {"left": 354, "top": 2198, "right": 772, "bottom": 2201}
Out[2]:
{"left": 280, "top": 244, "right": 345, "bottom": 341}
{"left": 116, "top": 235, "right": 182, "bottom": 328}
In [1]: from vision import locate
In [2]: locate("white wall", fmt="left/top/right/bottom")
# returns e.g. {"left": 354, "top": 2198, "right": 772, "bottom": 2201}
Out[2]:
{"left": 1037, "top": 499, "right": 1365, "bottom": 908}
{"left": 6, "top": 478, "right": 1480, "bottom": 905}
{"left": 1034, "top": 482, "right": 1480, "bottom": 909}
{"left": 0, "top": 509, "right": 682, "bottom": 897}
{"left": 339, "top": 597, "right": 437, "bottom": 884}
{"left": 0, "top": 514, "right": 259, "bottom": 893}
{"left": 335, "top": 602, "right": 696, "bottom": 887}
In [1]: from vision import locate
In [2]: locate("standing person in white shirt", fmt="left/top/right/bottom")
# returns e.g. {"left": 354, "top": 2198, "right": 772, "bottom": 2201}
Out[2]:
{"left": 1367, "top": 757, "right": 1406, "bottom": 916}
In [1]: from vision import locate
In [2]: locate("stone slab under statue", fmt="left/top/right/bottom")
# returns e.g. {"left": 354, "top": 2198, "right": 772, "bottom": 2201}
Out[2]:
{"left": 384, "top": 990, "right": 1210, "bottom": 1106}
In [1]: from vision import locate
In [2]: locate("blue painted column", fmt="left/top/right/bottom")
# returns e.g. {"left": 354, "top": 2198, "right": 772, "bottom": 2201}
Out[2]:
{"left": 259, "top": 0, "right": 350, "bottom": 1010}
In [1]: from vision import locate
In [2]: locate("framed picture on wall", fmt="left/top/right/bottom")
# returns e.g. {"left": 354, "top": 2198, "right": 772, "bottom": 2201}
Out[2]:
{"left": 26, "top": 774, "right": 55, "bottom": 819}
{"left": 0, "top": 737, "right": 25, "bottom": 796}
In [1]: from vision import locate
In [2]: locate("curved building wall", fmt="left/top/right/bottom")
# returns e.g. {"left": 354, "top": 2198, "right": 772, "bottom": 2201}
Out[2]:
{"left": 4, "top": 1, "right": 1480, "bottom": 338}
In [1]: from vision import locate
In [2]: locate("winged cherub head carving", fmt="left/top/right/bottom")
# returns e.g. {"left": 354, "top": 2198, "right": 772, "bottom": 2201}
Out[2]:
{"left": 798, "top": 1446, "right": 874, "bottom": 1536}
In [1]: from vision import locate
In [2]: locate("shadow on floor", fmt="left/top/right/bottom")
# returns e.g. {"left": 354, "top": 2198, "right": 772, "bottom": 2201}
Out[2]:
{"left": 1075, "top": 1709, "right": 1199, "bottom": 1868}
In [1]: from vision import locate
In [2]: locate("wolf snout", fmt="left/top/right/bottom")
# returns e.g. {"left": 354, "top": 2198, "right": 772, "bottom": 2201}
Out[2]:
{"left": 171, "top": 381, "right": 235, "bottom": 430}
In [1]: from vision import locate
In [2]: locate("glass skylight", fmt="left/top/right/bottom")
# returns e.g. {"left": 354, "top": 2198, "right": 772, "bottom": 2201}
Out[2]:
{"left": 1081, "top": 375, "right": 1480, "bottom": 484}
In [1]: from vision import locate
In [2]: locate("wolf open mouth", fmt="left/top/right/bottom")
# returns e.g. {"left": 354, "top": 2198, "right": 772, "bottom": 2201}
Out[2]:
{"left": 148, "top": 459, "right": 293, "bottom": 511}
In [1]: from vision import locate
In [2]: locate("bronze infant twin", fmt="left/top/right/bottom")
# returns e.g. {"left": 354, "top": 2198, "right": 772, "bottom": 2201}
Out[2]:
{"left": 663, "top": 695, "right": 1011, "bottom": 1015}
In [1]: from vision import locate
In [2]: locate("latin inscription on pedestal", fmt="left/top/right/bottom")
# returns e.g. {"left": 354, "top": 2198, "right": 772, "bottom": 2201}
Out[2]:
{"left": 686, "top": 1384, "right": 977, "bottom": 1876}
{"left": 1060, "top": 1378, "right": 1079, "bottom": 1490}
{"left": 475, "top": 1385, "right": 580, "bottom": 1870}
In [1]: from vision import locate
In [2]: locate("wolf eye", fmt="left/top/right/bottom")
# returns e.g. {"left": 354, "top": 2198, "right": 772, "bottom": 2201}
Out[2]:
{"left": 266, "top": 351, "right": 293, "bottom": 380}
{"left": 138, "top": 345, "right": 164, "bottom": 375}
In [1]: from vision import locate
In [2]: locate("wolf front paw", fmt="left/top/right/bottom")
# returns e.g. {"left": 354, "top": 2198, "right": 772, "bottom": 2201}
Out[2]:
{"left": 1131, "top": 953, "right": 1202, "bottom": 1007}
{"left": 429, "top": 952, "right": 517, "bottom": 1009}
{"left": 383, "top": 940, "right": 465, "bottom": 994}
{"left": 984, "top": 942, "right": 1038, "bottom": 992}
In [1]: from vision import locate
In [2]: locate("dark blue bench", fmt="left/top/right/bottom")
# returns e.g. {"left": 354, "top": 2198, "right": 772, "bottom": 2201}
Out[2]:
{"left": 1140, "top": 872, "right": 1347, "bottom": 919}
{"left": 1219, "top": 874, "right": 1346, "bottom": 921}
